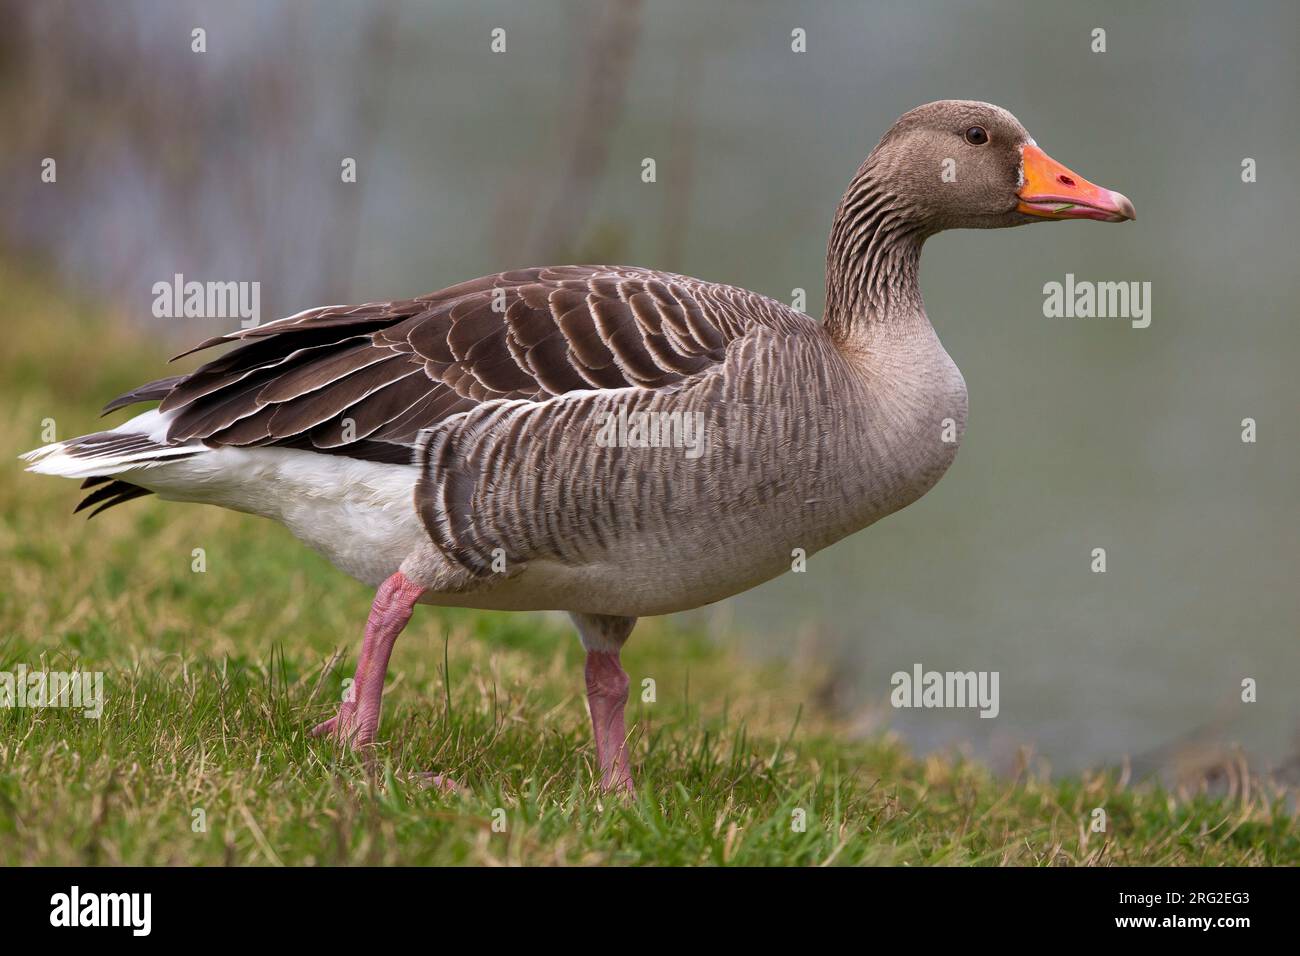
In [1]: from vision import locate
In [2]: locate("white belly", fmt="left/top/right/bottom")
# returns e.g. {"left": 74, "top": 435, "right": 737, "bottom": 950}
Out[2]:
{"left": 132, "top": 446, "right": 428, "bottom": 587}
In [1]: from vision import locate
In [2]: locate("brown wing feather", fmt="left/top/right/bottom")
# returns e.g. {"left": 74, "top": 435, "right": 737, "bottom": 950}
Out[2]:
{"left": 74, "top": 479, "right": 154, "bottom": 518}
{"left": 104, "top": 266, "right": 810, "bottom": 461}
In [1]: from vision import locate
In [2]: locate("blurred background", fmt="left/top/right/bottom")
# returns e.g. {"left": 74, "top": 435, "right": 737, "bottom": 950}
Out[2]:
{"left": 3, "top": 0, "right": 1297, "bottom": 781}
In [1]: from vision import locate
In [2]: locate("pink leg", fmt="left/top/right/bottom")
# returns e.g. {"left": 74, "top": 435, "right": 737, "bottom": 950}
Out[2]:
{"left": 586, "top": 650, "right": 634, "bottom": 795}
{"left": 310, "top": 614, "right": 383, "bottom": 744}
{"left": 311, "top": 571, "right": 423, "bottom": 753}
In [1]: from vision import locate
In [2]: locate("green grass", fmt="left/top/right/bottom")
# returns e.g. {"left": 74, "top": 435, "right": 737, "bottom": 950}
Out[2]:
{"left": 1, "top": 259, "right": 1295, "bottom": 865}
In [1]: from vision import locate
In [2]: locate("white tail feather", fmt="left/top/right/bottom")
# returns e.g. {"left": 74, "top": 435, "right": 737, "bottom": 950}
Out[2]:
{"left": 20, "top": 409, "right": 202, "bottom": 480}
{"left": 21, "top": 441, "right": 199, "bottom": 479}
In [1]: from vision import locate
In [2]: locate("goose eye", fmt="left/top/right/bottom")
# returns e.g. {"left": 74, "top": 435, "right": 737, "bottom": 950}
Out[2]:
{"left": 964, "top": 126, "right": 989, "bottom": 146}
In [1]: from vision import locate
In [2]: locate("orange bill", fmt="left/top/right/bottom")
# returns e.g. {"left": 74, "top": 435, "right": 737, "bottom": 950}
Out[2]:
{"left": 1018, "top": 144, "right": 1135, "bottom": 222}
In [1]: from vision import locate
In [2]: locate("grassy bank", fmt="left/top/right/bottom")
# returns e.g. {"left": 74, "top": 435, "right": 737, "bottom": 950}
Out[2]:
{"left": 1, "top": 260, "right": 1294, "bottom": 865}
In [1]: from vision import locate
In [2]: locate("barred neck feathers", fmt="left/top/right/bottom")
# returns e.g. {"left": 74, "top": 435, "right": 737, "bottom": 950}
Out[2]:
{"left": 823, "top": 156, "right": 932, "bottom": 344}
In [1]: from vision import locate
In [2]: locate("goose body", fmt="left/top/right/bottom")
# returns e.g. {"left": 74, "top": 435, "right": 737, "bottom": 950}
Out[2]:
{"left": 45, "top": 274, "right": 965, "bottom": 617}
{"left": 23, "top": 101, "right": 1133, "bottom": 792}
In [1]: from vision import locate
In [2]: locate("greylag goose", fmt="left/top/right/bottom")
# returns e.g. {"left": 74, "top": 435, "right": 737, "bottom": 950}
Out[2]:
{"left": 23, "top": 101, "right": 1133, "bottom": 793}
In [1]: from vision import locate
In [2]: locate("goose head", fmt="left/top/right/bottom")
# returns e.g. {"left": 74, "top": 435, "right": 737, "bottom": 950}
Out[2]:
{"left": 826, "top": 99, "right": 1134, "bottom": 329}
{"left": 869, "top": 99, "right": 1135, "bottom": 230}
